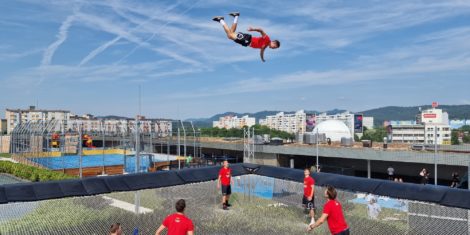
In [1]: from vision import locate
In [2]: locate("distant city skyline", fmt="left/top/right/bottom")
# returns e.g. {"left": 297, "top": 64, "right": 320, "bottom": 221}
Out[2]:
{"left": 1, "top": 1, "right": 470, "bottom": 119}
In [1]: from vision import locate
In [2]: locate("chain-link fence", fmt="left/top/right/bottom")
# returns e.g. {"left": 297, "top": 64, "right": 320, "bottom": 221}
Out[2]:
{"left": 5, "top": 119, "right": 204, "bottom": 176}
{"left": 1, "top": 174, "right": 468, "bottom": 235}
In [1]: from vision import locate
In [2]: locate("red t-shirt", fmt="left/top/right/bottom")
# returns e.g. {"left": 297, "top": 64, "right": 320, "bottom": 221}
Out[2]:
{"left": 323, "top": 200, "right": 348, "bottom": 235}
{"left": 219, "top": 167, "right": 231, "bottom": 186}
{"left": 303, "top": 176, "right": 315, "bottom": 197}
{"left": 162, "top": 213, "right": 194, "bottom": 235}
{"left": 250, "top": 35, "right": 271, "bottom": 48}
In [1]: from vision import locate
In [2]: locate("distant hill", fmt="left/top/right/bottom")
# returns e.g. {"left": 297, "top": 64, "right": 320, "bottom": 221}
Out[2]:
{"left": 188, "top": 105, "right": 470, "bottom": 128}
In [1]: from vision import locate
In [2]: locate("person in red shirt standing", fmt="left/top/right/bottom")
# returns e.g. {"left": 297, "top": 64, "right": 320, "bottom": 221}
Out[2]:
{"left": 218, "top": 159, "right": 233, "bottom": 210}
{"left": 303, "top": 167, "right": 316, "bottom": 226}
{"left": 308, "top": 185, "right": 349, "bottom": 235}
{"left": 212, "top": 12, "right": 280, "bottom": 62}
{"left": 155, "top": 199, "right": 194, "bottom": 235}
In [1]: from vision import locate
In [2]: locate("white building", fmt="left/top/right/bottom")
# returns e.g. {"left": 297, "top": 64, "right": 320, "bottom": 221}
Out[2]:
{"left": 421, "top": 108, "right": 449, "bottom": 124}
{"left": 391, "top": 125, "right": 425, "bottom": 143}
{"left": 67, "top": 117, "right": 172, "bottom": 136}
{"left": 5, "top": 107, "right": 174, "bottom": 136}
{"left": 424, "top": 124, "right": 451, "bottom": 145}
{"left": 213, "top": 115, "right": 256, "bottom": 129}
{"left": 390, "top": 107, "right": 451, "bottom": 145}
{"left": 5, "top": 106, "right": 71, "bottom": 134}
{"left": 421, "top": 108, "right": 451, "bottom": 145}
{"left": 259, "top": 110, "right": 306, "bottom": 134}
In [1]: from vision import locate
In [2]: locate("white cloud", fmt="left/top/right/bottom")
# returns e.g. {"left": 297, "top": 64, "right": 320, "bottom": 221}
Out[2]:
{"left": 0, "top": 48, "right": 43, "bottom": 61}
{"left": 40, "top": 14, "right": 75, "bottom": 66}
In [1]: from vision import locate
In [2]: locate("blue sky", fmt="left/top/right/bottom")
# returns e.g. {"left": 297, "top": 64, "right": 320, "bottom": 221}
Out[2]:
{"left": 1, "top": 0, "right": 470, "bottom": 119}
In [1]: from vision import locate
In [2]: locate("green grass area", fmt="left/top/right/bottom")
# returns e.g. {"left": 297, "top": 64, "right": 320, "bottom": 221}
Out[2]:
{"left": 0, "top": 198, "right": 115, "bottom": 234}
{"left": 107, "top": 190, "right": 165, "bottom": 210}
{"left": 204, "top": 193, "right": 326, "bottom": 234}
{"left": 104, "top": 190, "right": 318, "bottom": 234}
{"left": 104, "top": 188, "right": 409, "bottom": 234}
{"left": 0, "top": 153, "right": 11, "bottom": 158}
{"left": 0, "top": 161, "right": 76, "bottom": 182}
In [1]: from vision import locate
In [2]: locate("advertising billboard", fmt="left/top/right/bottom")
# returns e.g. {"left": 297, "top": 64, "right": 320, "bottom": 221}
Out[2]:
{"left": 354, "top": 114, "right": 363, "bottom": 133}
{"left": 386, "top": 124, "right": 393, "bottom": 142}
{"left": 306, "top": 115, "right": 316, "bottom": 132}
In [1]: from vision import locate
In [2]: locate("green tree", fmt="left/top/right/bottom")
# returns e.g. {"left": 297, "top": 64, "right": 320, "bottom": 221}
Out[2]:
{"left": 199, "top": 125, "right": 294, "bottom": 140}
{"left": 361, "top": 127, "right": 387, "bottom": 142}
{"left": 451, "top": 131, "right": 460, "bottom": 145}
{"left": 460, "top": 125, "right": 470, "bottom": 132}
{"left": 354, "top": 134, "right": 360, "bottom": 142}
{"left": 463, "top": 135, "right": 470, "bottom": 144}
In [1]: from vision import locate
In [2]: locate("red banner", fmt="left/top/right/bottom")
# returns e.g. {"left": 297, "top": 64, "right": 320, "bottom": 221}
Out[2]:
{"left": 423, "top": 114, "right": 437, "bottom": 118}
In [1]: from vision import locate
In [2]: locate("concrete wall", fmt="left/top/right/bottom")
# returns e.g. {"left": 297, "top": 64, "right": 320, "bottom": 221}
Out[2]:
{"left": 245, "top": 152, "right": 279, "bottom": 167}
{"left": 200, "top": 142, "right": 470, "bottom": 167}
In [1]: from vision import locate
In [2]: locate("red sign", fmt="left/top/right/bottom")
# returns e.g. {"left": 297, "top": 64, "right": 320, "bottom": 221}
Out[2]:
{"left": 423, "top": 114, "right": 437, "bottom": 118}
{"left": 432, "top": 102, "right": 438, "bottom": 108}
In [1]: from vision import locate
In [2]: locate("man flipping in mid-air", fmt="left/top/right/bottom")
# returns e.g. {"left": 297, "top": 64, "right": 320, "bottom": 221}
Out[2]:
{"left": 213, "top": 12, "right": 280, "bottom": 62}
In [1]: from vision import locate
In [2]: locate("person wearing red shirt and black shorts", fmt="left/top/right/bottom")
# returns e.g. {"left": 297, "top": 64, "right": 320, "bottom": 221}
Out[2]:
{"left": 212, "top": 12, "right": 280, "bottom": 62}
{"left": 218, "top": 159, "right": 233, "bottom": 210}
{"left": 303, "top": 167, "right": 316, "bottom": 226}
{"left": 155, "top": 199, "right": 194, "bottom": 235}
{"left": 308, "top": 185, "right": 350, "bottom": 235}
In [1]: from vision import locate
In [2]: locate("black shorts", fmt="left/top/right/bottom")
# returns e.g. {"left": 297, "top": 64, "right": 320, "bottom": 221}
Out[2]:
{"left": 302, "top": 196, "right": 315, "bottom": 210}
{"left": 233, "top": 32, "right": 252, "bottom": 47}
{"left": 221, "top": 185, "right": 231, "bottom": 195}
{"left": 334, "top": 228, "right": 350, "bottom": 235}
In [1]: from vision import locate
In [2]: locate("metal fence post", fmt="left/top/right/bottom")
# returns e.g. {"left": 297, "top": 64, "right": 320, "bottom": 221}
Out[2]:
{"left": 78, "top": 125, "right": 83, "bottom": 178}
{"left": 316, "top": 128, "right": 319, "bottom": 170}
{"left": 135, "top": 118, "right": 141, "bottom": 214}
{"left": 434, "top": 127, "right": 438, "bottom": 185}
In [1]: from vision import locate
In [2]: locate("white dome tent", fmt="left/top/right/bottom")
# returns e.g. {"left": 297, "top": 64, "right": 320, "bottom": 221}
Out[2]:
{"left": 313, "top": 120, "right": 352, "bottom": 142}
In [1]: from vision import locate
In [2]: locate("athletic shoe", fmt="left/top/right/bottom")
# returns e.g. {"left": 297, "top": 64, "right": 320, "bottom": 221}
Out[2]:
{"left": 223, "top": 204, "right": 229, "bottom": 210}
{"left": 229, "top": 12, "right": 240, "bottom": 17}
{"left": 226, "top": 203, "right": 232, "bottom": 207}
{"left": 212, "top": 16, "right": 224, "bottom": 22}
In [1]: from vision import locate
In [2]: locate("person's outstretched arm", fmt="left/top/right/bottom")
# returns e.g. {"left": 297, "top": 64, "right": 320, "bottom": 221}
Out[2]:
{"left": 155, "top": 225, "right": 165, "bottom": 235}
{"left": 217, "top": 175, "right": 222, "bottom": 189}
{"left": 260, "top": 47, "right": 266, "bottom": 62}
{"left": 248, "top": 27, "right": 266, "bottom": 36}
{"left": 307, "top": 213, "right": 328, "bottom": 231}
